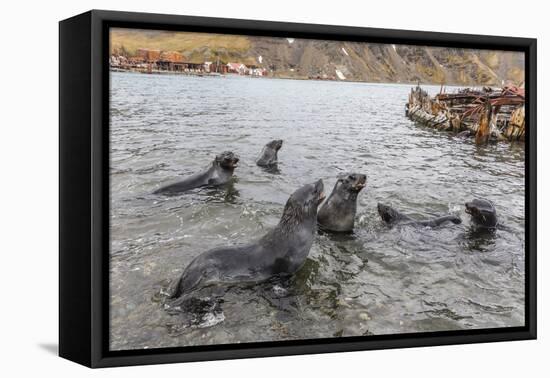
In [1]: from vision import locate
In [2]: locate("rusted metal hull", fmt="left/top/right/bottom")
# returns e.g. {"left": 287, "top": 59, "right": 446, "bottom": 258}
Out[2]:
{"left": 406, "top": 85, "right": 525, "bottom": 143}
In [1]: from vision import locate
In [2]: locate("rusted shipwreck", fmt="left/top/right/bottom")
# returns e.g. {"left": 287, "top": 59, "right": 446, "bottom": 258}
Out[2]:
{"left": 406, "top": 85, "right": 525, "bottom": 144}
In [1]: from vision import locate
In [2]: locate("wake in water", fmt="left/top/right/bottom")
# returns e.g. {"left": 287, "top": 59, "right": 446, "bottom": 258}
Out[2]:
{"left": 156, "top": 281, "right": 226, "bottom": 334}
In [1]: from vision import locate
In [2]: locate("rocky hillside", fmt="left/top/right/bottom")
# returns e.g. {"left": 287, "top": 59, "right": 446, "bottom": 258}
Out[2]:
{"left": 110, "top": 29, "right": 524, "bottom": 86}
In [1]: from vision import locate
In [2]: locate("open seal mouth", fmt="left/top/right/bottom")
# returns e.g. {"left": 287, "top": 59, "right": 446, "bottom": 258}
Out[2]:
{"left": 465, "top": 202, "right": 477, "bottom": 215}
{"left": 216, "top": 152, "right": 240, "bottom": 169}
{"left": 226, "top": 157, "right": 239, "bottom": 168}
{"left": 314, "top": 179, "right": 325, "bottom": 204}
{"left": 353, "top": 176, "right": 367, "bottom": 191}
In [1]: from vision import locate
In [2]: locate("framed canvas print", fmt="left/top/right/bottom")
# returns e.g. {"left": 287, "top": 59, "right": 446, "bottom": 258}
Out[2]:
{"left": 59, "top": 10, "right": 537, "bottom": 368}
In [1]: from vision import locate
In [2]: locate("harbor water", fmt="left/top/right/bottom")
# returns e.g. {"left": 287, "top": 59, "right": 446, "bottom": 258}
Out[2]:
{"left": 109, "top": 72, "right": 525, "bottom": 350}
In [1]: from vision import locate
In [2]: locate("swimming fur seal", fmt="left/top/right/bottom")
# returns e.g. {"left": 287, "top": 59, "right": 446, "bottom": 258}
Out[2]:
{"left": 154, "top": 151, "right": 239, "bottom": 195}
{"left": 317, "top": 173, "right": 367, "bottom": 232}
{"left": 169, "top": 179, "right": 326, "bottom": 300}
{"left": 377, "top": 203, "right": 462, "bottom": 227}
{"left": 465, "top": 199, "right": 498, "bottom": 228}
{"left": 256, "top": 140, "right": 283, "bottom": 167}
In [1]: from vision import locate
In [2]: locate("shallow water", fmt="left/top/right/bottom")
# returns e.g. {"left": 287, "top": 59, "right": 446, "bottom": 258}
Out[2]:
{"left": 109, "top": 72, "right": 525, "bottom": 351}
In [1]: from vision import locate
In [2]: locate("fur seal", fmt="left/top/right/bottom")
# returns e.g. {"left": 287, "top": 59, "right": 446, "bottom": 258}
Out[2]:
{"left": 169, "top": 179, "right": 325, "bottom": 300}
{"left": 465, "top": 199, "right": 498, "bottom": 228}
{"left": 317, "top": 173, "right": 367, "bottom": 232}
{"left": 154, "top": 151, "right": 239, "bottom": 195}
{"left": 377, "top": 203, "right": 462, "bottom": 227}
{"left": 256, "top": 140, "right": 283, "bottom": 167}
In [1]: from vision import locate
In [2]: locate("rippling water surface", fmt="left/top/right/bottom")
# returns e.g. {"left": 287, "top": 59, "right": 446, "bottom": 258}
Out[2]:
{"left": 109, "top": 72, "right": 525, "bottom": 351}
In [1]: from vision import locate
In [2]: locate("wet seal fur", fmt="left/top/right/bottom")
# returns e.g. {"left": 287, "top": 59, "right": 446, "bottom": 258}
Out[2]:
{"left": 169, "top": 179, "right": 325, "bottom": 301}
{"left": 317, "top": 173, "right": 367, "bottom": 232}
{"left": 256, "top": 139, "right": 283, "bottom": 167}
{"left": 465, "top": 199, "right": 498, "bottom": 229}
{"left": 154, "top": 151, "right": 239, "bottom": 195}
{"left": 377, "top": 203, "right": 462, "bottom": 227}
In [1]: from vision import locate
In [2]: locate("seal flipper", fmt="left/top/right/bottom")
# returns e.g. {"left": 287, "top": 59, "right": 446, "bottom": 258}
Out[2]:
{"left": 419, "top": 215, "right": 462, "bottom": 227}
{"left": 169, "top": 264, "right": 207, "bottom": 299}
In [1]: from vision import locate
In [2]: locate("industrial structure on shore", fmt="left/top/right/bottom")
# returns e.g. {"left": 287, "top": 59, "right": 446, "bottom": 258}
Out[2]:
{"left": 110, "top": 48, "right": 267, "bottom": 76}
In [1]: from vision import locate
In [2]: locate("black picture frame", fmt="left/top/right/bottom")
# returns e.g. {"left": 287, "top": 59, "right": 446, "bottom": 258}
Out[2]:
{"left": 59, "top": 9, "right": 537, "bottom": 368}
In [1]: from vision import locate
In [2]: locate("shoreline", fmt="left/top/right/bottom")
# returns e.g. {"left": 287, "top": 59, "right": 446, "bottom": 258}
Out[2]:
{"left": 109, "top": 67, "right": 504, "bottom": 88}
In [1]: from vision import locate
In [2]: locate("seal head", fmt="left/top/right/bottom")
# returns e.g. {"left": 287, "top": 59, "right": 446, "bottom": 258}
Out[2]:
{"left": 281, "top": 178, "right": 325, "bottom": 225}
{"left": 215, "top": 151, "right": 239, "bottom": 170}
{"left": 268, "top": 139, "right": 283, "bottom": 151}
{"left": 377, "top": 203, "right": 404, "bottom": 224}
{"left": 465, "top": 199, "right": 498, "bottom": 228}
{"left": 337, "top": 173, "right": 366, "bottom": 195}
